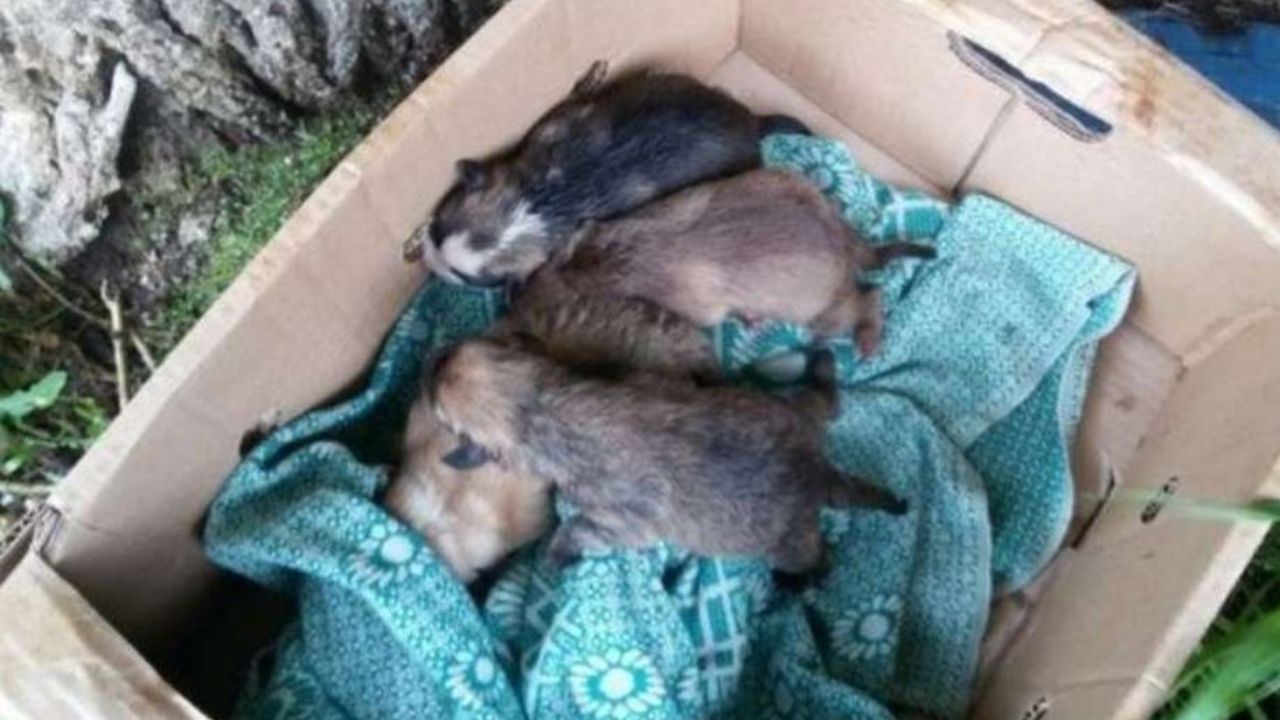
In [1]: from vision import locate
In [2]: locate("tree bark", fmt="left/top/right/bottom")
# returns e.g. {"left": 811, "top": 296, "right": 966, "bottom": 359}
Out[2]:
{"left": 0, "top": 0, "right": 500, "bottom": 263}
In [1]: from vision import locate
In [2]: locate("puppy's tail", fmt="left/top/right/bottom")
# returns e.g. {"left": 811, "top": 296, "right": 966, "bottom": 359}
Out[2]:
{"left": 827, "top": 475, "right": 909, "bottom": 515}
{"left": 758, "top": 113, "right": 812, "bottom": 138}
{"left": 788, "top": 378, "right": 838, "bottom": 424}
{"left": 860, "top": 242, "right": 936, "bottom": 270}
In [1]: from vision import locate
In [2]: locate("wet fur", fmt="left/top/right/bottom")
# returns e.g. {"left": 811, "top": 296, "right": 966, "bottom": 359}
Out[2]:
{"left": 546, "top": 169, "right": 934, "bottom": 354}
{"left": 430, "top": 340, "right": 905, "bottom": 573}
{"left": 417, "top": 61, "right": 807, "bottom": 284}
{"left": 384, "top": 389, "right": 552, "bottom": 583}
{"left": 491, "top": 265, "right": 720, "bottom": 382}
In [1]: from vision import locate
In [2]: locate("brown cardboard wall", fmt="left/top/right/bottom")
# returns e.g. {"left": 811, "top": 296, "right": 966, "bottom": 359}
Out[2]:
{"left": 707, "top": 52, "right": 943, "bottom": 194}
{"left": 1069, "top": 325, "right": 1182, "bottom": 515}
{"left": 739, "top": 0, "right": 1013, "bottom": 190}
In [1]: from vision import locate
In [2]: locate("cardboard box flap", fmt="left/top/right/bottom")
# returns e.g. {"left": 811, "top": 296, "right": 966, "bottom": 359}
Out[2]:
{"left": 0, "top": 554, "right": 209, "bottom": 720}
{"left": 740, "top": 0, "right": 1015, "bottom": 190}
{"left": 707, "top": 52, "right": 941, "bottom": 194}
{"left": 952, "top": 2, "right": 1280, "bottom": 355}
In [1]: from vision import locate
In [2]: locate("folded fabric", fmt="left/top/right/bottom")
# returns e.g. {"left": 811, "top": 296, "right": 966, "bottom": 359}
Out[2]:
{"left": 204, "top": 134, "right": 1135, "bottom": 720}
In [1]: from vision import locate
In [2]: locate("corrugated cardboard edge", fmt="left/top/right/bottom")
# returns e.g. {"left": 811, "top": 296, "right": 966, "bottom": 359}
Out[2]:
{"left": 0, "top": 509, "right": 37, "bottom": 583}
{"left": 0, "top": 505, "right": 59, "bottom": 584}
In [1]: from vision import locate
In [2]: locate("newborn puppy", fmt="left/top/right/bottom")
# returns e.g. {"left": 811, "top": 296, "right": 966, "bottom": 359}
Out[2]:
{"left": 546, "top": 169, "right": 934, "bottom": 355}
{"left": 491, "top": 266, "right": 720, "bottom": 382}
{"left": 429, "top": 339, "right": 906, "bottom": 574}
{"left": 412, "top": 60, "right": 808, "bottom": 285}
{"left": 384, "top": 384, "right": 551, "bottom": 583}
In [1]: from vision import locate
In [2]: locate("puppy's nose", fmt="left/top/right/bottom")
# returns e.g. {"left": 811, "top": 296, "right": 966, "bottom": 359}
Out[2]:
{"left": 428, "top": 220, "right": 447, "bottom": 248}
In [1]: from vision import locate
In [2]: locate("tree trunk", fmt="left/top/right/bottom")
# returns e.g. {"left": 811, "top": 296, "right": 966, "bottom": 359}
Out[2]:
{"left": 0, "top": 0, "right": 499, "bottom": 263}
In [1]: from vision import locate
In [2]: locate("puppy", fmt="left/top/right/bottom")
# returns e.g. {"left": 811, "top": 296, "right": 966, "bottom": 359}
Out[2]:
{"left": 540, "top": 169, "right": 934, "bottom": 355}
{"left": 429, "top": 339, "right": 906, "bottom": 574}
{"left": 490, "top": 265, "right": 720, "bottom": 382}
{"left": 384, "top": 384, "right": 552, "bottom": 583}
{"left": 411, "top": 60, "right": 808, "bottom": 285}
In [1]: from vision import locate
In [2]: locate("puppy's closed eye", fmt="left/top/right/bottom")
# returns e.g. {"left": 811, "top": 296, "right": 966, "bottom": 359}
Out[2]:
{"left": 441, "top": 433, "right": 494, "bottom": 470}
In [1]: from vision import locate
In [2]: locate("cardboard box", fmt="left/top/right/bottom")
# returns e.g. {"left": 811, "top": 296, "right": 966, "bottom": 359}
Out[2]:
{"left": 4, "top": 0, "right": 1280, "bottom": 717}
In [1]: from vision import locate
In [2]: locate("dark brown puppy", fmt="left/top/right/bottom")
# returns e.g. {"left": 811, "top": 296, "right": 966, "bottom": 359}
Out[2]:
{"left": 411, "top": 60, "right": 807, "bottom": 285}
{"left": 541, "top": 169, "right": 934, "bottom": 355}
{"left": 429, "top": 339, "right": 905, "bottom": 573}
{"left": 490, "top": 266, "right": 720, "bottom": 382}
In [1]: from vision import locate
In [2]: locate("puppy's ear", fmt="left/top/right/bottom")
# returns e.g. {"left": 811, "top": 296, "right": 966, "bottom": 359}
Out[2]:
{"left": 561, "top": 221, "right": 595, "bottom": 257}
{"left": 456, "top": 159, "right": 488, "bottom": 191}
{"left": 441, "top": 433, "right": 493, "bottom": 470}
{"left": 571, "top": 60, "right": 608, "bottom": 97}
{"left": 508, "top": 329, "right": 547, "bottom": 354}
{"left": 426, "top": 346, "right": 457, "bottom": 381}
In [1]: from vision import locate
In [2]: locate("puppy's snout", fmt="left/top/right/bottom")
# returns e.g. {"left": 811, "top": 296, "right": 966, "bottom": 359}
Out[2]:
{"left": 453, "top": 268, "right": 506, "bottom": 288}
{"left": 428, "top": 220, "right": 446, "bottom": 249}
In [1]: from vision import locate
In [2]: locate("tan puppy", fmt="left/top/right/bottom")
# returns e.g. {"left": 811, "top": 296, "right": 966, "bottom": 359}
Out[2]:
{"left": 429, "top": 339, "right": 906, "bottom": 574}
{"left": 384, "top": 387, "right": 551, "bottom": 583}
{"left": 547, "top": 169, "right": 933, "bottom": 355}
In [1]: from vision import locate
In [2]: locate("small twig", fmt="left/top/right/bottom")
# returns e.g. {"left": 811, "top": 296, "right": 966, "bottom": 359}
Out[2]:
{"left": 129, "top": 331, "right": 158, "bottom": 373}
{"left": 61, "top": 338, "right": 122, "bottom": 392}
{"left": 0, "top": 481, "right": 52, "bottom": 497}
{"left": 8, "top": 251, "right": 110, "bottom": 329}
{"left": 99, "top": 280, "right": 129, "bottom": 411}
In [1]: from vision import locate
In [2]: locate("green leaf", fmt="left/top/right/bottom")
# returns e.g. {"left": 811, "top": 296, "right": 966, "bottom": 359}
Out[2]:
{"left": 0, "top": 265, "right": 12, "bottom": 295}
{"left": 0, "top": 371, "right": 68, "bottom": 419}
{"left": 2, "top": 449, "right": 28, "bottom": 476}
{"left": 1169, "top": 607, "right": 1280, "bottom": 720}
{"left": 1116, "top": 488, "right": 1280, "bottom": 525}
{"left": 26, "top": 371, "right": 66, "bottom": 407}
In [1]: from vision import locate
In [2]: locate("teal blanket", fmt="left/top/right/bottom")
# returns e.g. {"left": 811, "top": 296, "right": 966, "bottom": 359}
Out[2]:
{"left": 204, "top": 135, "right": 1135, "bottom": 720}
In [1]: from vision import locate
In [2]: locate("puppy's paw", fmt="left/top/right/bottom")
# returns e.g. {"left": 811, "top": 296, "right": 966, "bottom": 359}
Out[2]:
{"left": 546, "top": 526, "right": 584, "bottom": 569}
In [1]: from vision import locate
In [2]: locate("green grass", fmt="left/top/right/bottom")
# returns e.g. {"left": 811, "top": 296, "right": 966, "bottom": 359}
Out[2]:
{"left": 1156, "top": 502, "right": 1280, "bottom": 720}
{"left": 0, "top": 201, "right": 111, "bottom": 528}
{"left": 154, "top": 102, "right": 386, "bottom": 350}
{"left": 0, "top": 98, "right": 389, "bottom": 534}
